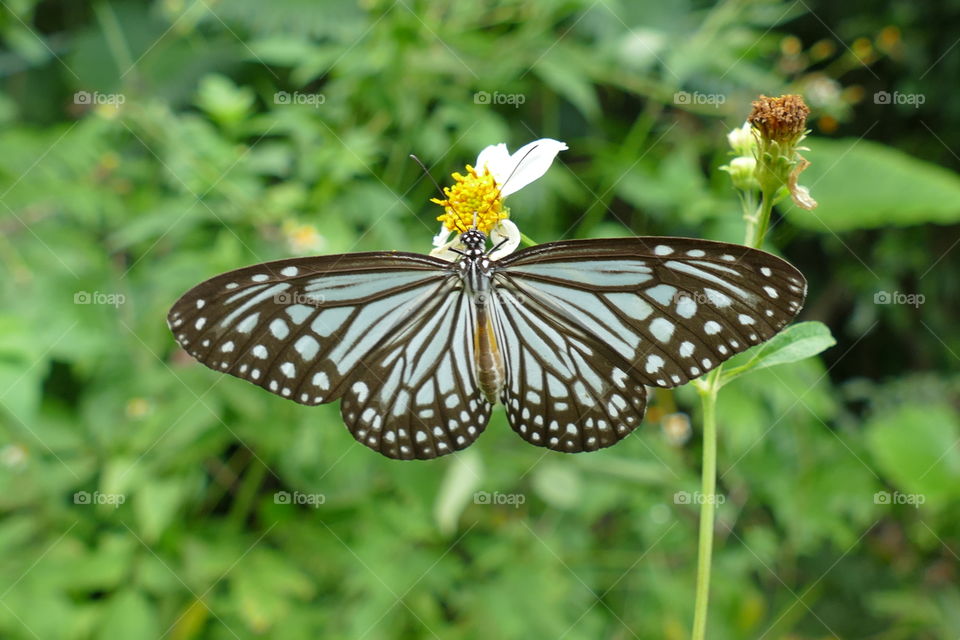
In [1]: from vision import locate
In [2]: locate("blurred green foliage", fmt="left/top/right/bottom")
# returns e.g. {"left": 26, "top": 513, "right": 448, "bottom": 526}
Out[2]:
{"left": 1, "top": 0, "right": 959, "bottom": 638}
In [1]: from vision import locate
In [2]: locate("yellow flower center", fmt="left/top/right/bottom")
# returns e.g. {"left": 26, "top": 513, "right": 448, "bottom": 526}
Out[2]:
{"left": 431, "top": 165, "right": 507, "bottom": 234}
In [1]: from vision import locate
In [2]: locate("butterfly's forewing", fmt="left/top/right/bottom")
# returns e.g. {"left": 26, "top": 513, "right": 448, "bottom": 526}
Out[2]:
{"left": 167, "top": 252, "right": 491, "bottom": 457}
{"left": 340, "top": 282, "right": 493, "bottom": 459}
{"left": 492, "top": 237, "right": 806, "bottom": 452}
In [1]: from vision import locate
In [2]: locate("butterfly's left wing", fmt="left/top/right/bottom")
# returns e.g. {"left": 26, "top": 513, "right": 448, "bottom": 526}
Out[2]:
{"left": 167, "top": 252, "right": 491, "bottom": 460}
{"left": 339, "top": 281, "right": 494, "bottom": 460}
{"left": 492, "top": 236, "right": 807, "bottom": 453}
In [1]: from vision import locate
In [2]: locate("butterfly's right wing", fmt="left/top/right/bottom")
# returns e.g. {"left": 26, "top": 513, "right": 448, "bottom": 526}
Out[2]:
{"left": 490, "top": 236, "right": 806, "bottom": 453}
{"left": 489, "top": 286, "right": 650, "bottom": 453}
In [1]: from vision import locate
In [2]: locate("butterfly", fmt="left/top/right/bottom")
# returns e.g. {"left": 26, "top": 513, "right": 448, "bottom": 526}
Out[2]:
{"left": 168, "top": 230, "right": 806, "bottom": 460}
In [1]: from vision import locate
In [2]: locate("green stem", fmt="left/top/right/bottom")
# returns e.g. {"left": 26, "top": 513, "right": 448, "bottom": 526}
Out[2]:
{"left": 519, "top": 231, "right": 539, "bottom": 247}
{"left": 94, "top": 2, "right": 135, "bottom": 78}
{"left": 691, "top": 367, "right": 721, "bottom": 640}
{"left": 746, "top": 187, "right": 777, "bottom": 249}
{"left": 690, "top": 182, "right": 777, "bottom": 638}
{"left": 229, "top": 455, "right": 268, "bottom": 529}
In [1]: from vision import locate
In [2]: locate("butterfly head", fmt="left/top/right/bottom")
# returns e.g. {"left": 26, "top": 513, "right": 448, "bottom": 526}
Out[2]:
{"left": 460, "top": 228, "right": 487, "bottom": 255}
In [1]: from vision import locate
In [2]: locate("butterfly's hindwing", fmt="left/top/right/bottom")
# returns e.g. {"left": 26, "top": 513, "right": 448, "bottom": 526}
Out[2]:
{"left": 490, "top": 286, "right": 648, "bottom": 452}
{"left": 340, "top": 285, "right": 493, "bottom": 459}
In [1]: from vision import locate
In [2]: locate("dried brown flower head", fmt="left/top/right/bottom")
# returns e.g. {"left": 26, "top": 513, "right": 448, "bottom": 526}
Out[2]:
{"left": 748, "top": 94, "right": 810, "bottom": 144}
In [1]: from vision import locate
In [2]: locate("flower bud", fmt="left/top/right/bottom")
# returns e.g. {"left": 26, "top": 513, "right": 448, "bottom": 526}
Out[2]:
{"left": 719, "top": 156, "right": 758, "bottom": 191}
{"left": 726, "top": 122, "right": 756, "bottom": 157}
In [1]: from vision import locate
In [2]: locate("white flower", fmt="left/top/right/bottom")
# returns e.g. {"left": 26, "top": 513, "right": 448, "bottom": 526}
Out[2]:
{"left": 430, "top": 138, "right": 567, "bottom": 261}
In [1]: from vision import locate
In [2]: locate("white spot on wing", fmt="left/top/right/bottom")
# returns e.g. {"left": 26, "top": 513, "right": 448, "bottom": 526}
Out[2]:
{"left": 606, "top": 293, "right": 653, "bottom": 321}
{"left": 312, "top": 372, "right": 329, "bottom": 389}
{"left": 270, "top": 318, "right": 289, "bottom": 339}
{"left": 704, "top": 288, "right": 732, "bottom": 308}
{"left": 294, "top": 335, "right": 319, "bottom": 360}
{"left": 649, "top": 317, "right": 675, "bottom": 343}
{"left": 645, "top": 354, "right": 665, "bottom": 373}
{"left": 645, "top": 284, "right": 677, "bottom": 306}
{"left": 676, "top": 297, "right": 697, "bottom": 319}
{"left": 285, "top": 304, "right": 313, "bottom": 325}
{"left": 236, "top": 313, "right": 260, "bottom": 334}
{"left": 352, "top": 381, "right": 368, "bottom": 403}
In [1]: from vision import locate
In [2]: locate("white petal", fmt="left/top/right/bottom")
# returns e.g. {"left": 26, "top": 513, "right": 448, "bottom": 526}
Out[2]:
{"left": 430, "top": 234, "right": 461, "bottom": 262}
{"left": 475, "top": 143, "right": 511, "bottom": 178}
{"left": 488, "top": 219, "right": 521, "bottom": 260}
{"left": 432, "top": 225, "right": 452, "bottom": 249}
{"left": 496, "top": 138, "right": 568, "bottom": 198}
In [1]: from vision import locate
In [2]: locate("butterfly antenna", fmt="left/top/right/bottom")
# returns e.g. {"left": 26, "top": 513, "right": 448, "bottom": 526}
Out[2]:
{"left": 409, "top": 154, "right": 446, "bottom": 200}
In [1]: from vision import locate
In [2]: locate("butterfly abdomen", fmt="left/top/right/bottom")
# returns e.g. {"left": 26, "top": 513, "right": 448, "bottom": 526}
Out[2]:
{"left": 474, "top": 301, "right": 504, "bottom": 403}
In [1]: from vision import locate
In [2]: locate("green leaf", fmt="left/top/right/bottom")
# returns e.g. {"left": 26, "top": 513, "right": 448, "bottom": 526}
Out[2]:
{"left": 98, "top": 589, "right": 159, "bottom": 640}
{"left": 231, "top": 548, "right": 314, "bottom": 633}
{"left": 720, "top": 321, "right": 835, "bottom": 386}
{"left": 865, "top": 404, "right": 960, "bottom": 505}
{"left": 195, "top": 74, "right": 255, "bottom": 128}
{"left": 534, "top": 51, "right": 600, "bottom": 120}
{"left": 783, "top": 138, "right": 960, "bottom": 231}
{"left": 134, "top": 479, "right": 187, "bottom": 543}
